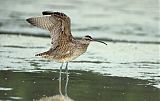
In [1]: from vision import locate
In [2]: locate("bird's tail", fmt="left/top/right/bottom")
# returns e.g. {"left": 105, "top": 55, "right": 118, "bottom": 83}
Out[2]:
{"left": 35, "top": 51, "right": 50, "bottom": 56}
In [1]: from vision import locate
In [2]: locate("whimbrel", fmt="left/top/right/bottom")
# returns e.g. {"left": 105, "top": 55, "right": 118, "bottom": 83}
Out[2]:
{"left": 26, "top": 11, "right": 107, "bottom": 96}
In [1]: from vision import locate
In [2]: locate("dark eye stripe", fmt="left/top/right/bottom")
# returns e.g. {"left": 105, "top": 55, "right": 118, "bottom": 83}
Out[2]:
{"left": 85, "top": 36, "right": 92, "bottom": 39}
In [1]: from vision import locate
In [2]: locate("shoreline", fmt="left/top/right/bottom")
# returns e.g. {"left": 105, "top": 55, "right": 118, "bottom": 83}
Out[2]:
{"left": 0, "top": 31, "right": 160, "bottom": 45}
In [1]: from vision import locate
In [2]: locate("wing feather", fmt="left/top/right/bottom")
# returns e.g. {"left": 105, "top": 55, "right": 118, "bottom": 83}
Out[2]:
{"left": 26, "top": 11, "right": 74, "bottom": 49}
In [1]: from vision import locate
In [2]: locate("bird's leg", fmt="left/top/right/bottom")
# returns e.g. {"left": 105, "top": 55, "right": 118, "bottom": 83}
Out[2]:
{"left": 65, "top": 62, "right": 69, "bottom": 96}
{"left": 59, "top": 63, "right": 63, "bottom": 96}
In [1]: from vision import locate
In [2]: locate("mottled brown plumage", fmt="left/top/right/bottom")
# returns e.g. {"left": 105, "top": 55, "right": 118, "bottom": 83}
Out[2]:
{"left": 26, "top": 11, "right": 91, "bottom": 62}
{"left": 26, "top": 11, "right": 107, "bottom": 96}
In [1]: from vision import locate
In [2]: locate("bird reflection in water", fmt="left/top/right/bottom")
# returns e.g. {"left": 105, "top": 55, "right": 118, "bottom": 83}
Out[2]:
{"left": 37, "top": 95, "right": 74, "bottom": 101}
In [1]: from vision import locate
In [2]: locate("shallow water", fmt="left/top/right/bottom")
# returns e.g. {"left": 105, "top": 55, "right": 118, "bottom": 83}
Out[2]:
{"left": 0, "top": 34, "right": 159, "bottom": 101}
{"left": 0, "top": 70, "right": 160, "bottom": 101}
{"left": 0, "top": 0, "right": 160, "bottom": 101}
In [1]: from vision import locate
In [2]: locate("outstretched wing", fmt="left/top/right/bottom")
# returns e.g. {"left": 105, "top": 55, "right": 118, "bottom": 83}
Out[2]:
{"left": 26, "top": 11, "right": 73, "bottom": 49}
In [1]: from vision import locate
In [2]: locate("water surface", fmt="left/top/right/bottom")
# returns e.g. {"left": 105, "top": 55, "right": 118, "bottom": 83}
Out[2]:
{"left": 0, "top": 0, "right": 159, "bottom": 101}
{"left": 0, "top": 34, "right": 159, "bottom": 101}
{"left": 0, "top": 70, "right": 160, "bottom": 101}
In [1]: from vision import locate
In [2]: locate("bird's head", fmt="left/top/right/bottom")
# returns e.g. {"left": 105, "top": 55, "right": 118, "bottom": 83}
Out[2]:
{"left": 81, "top": 35, "right": 93, "bottom": 44}
{"left": 83, "top": 35, "right": 93, "bottom": 41}
{"left": 82, "top": 35, "right": 107, "bottom": 46}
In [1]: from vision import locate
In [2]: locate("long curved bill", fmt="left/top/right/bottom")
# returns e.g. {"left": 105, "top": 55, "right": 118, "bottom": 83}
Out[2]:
{"left": 92, "top": 40, "right": 107, "bottom": 46}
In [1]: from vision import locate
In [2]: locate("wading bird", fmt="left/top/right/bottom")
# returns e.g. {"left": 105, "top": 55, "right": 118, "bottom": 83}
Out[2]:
{"left": 26, "top": 11, "right": 107, "bottom": 96}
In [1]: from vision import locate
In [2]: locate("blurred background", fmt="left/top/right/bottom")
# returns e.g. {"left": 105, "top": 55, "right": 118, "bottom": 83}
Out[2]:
{"left": 0, "top": 0, "right": 159, "bottom": 101}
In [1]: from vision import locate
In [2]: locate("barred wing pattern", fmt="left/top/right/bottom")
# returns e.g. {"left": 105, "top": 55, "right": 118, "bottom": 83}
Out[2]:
{"left": 42, "top": 11, "right": 71, "bottom": 35}
{"left": 26, "top": 12, "right": 73, "bottom": 49}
